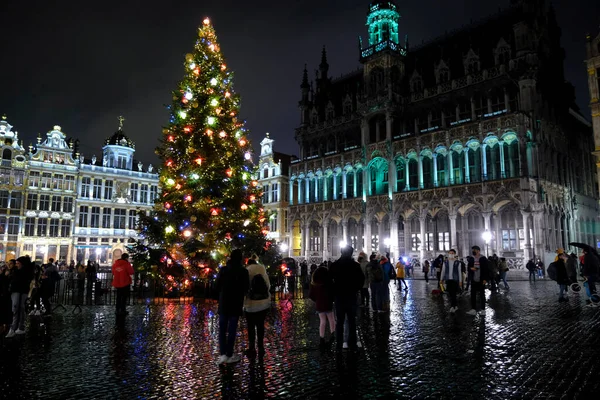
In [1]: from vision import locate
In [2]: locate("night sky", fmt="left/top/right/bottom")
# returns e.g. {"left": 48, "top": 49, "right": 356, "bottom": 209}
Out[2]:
{"left": 1, "top": 0, "right": 598, "bottom": 166}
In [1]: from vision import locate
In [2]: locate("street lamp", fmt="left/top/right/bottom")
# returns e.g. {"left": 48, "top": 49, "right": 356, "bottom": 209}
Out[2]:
{"left": 482, "top": 231, "right": 492, "bottom": 256}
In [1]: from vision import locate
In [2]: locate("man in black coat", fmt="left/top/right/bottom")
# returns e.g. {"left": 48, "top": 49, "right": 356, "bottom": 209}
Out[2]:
{"left": 466, "top": 246, "right": 490, "bottom": 316}
{"left": 6, "top": 256, "right": 34, "bottom": 338}
{"left": 582, "top": 248, "right": 600, "bottom": 305}
{"left": 329, "top": 245, "right": 364, "bottom": 351}
{"left": 215, "top": 249, "right": 249, "bottom": 364}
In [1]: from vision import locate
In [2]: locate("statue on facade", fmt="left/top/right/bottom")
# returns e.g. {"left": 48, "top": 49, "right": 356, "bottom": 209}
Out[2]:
{"left": 138, "top": 161, "right": 143, "bottom": 171}
{"left": 79, "top": 154, "right": 84, "bottom": 163}
{"left": 148, "top": 164, "right": 153, "bottom": 173}
{"left": 92, "top": 155, "right": 97, "bottom": 165}
{"left": 103, "top": 155, "right": 108, "bottom": 167}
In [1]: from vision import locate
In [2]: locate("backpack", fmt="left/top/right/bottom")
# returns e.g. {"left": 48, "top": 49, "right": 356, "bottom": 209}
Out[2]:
{"left": 547, "top": 262, "right": 558, "bottom": 281}
{"left": 248, "top": 274, "right": 269, "bottom": 300}
{"left": 371, "top": 264, "right": 384, "bottom": 283}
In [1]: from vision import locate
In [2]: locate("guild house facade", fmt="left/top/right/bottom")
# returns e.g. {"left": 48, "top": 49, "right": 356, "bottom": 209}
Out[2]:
{"left": 286, "top": 0, "right": 599, "bottom": 268}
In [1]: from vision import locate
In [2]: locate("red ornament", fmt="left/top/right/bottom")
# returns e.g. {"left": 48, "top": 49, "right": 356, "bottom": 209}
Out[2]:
{"left": 249, "top": 195, "right": 256, "bottom": 202}
{"left": 195, "top": 158, "right": 202, "bottom": 165}
{"left": 225, "top": 168, "right": 233, "bottom": 177}
{"left": 225, "top": 233, "right": 231, "bottom": 240}
{"left": 166, "top": 160, "right": 174, "bottom": 167}
{"left": 210, "top": 208, "right": 219, "bottom": 216}
{"left": 193, "top": 67, "right": 200, "bottom": 76}
{"left": 241, "top": 204, "right": 248, "bottom": 211}
{"left": 165, "top": 202, "right": 171, "bottom": 209}
{"left": 167, "top": 135, "right": 175, "bottom": 142}
{"left": 184, "top": 126, "right": 192, "bottom": 133}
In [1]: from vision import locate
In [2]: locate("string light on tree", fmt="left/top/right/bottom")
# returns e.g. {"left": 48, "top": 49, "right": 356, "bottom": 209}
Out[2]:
{"left": 131, "top": 16, "right": 272, "bottom": 292}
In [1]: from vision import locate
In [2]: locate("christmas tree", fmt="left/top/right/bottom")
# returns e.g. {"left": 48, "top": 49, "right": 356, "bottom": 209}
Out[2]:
{"left": 133, "top": 18, "right": 270, "bottom": 287}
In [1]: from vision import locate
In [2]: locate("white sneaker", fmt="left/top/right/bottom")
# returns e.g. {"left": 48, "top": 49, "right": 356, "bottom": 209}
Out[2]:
{"left": 5, "top": 329, "right": 15, "bottom": 338}
{"left": 342, "top": 342, "right": 348, "bottom": 349}
{"left": 217, "top": 355, "right": 229, "bottom": 365}
{"left": 225, "top": 354, "right": 241, "bottom": 364}
{"left": 466, "top": 309, "right": 477, "bottom": 316}
{"left": 357, "top": 340, "right": 362, "bottom": 348}
{"left": 15, "top": 329, "right": 26, "bottom": 335}
{"left": 478, "top": 310, "right": 486, "bottom": 316}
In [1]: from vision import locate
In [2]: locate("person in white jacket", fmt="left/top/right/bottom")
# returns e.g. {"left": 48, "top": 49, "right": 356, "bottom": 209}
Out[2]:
{"left": 244, "top": 258, "right": 271, "bottom": 358}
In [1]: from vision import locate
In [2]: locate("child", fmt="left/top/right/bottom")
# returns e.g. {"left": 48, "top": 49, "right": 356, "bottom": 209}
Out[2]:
{"left": 309, "top": 266, "right": 335, "bottom": 348}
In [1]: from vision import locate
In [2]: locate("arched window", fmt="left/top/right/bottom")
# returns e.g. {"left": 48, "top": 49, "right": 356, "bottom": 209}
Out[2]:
{"left": 2, "top": 149, "right": 12, "bottom": 161}
{"left": 325, "top": 174, "right": 333, "bottom": 201}
{"left": 356, "top": 168, "right": 364, "bottom": 197}
{"left": 421, "top": 155, "right": 433, "bottom": 189}
{"left": 345, "top": 171, "right": 355, "bottom": 199}
{"left": 408, "top": 158, "right": 418, "bottom": 190}
{"left": 485, "top": 142, "right": 501, "bottom": 180}
{"left": 369, "top": 158, "right": 389, "bottom": 195}
{"left": 466, "top": 145, "right": 481, "bottom": 183}
{"left": 435, "top": 153, "right": 447, "bottom": 187}
{"left": 505, "top": 138, "right": 520, "bottom": 178}
{"left": 451, "top": 150, "right": 464, "bottom": 185}
{"left": 395, "top": 158, "right": 406, "bottom": 192}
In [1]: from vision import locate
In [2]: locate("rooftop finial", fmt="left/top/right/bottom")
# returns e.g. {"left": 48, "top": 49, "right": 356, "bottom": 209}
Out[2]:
{"left": 266, "top": 132, "right": 270, "bottom": 138}
{"left": 118, "top": 115, "right": 125, "bottom": 130}
{"left": 1, "top": 114, "right": 6, "bottom": 121}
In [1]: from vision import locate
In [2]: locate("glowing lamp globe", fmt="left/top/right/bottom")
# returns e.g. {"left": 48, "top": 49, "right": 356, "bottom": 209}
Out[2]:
{"left": 183, "top": 229, "right": 192, "bottom": 238}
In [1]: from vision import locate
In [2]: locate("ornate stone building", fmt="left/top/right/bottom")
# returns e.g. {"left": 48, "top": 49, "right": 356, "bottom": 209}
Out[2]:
{"left": 586, "top": 30, "right": 600, "bottom": 198}
{"left": 257, "top": 133, "right": 295, "bottom": 250}
{"left": 287, "top": 0, "right": 599, "bottom": 267}
{"left": 73, "top": 119, "right": 159, "bottom": 265}
{"left": 0, "top": 116, "right": 158, "bottom": 264}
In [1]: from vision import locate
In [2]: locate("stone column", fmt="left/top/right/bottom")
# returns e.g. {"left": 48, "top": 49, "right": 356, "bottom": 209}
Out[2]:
{"left": 448, "top": 151, "right": 455, "bottom": 185}
{"left": 494, "top": 212, "right": 502, "bottom": 255}
{"left": 482, "top": 212, "right": 492, "bottom": 255}
{"left": 433, "top": 153, "right": 438, "bottom": 187}
{"left": 322, "top": 177, "right": 328, "bottom": 202}
{"left": 390, "top": 217, "right": 399, "bottom": 262}
{"left": 305, "top": 179, "right": 310, "bottom": 204}
{"left": 342, "top": 220, "right": 348, "bottom": 244}
{"left": 363, "top": 169, "right": 369, "bottom": 200}
{"left": 388, "top": 158, "right": 396, "bottom": 198}
{"left": 303, "top": 221, "right": 310, "bottom": 259}
{"left": 289, "top": 181, "right": 294, "bottom": 206}
{"left": 521, "top": 211, "right": 533, "bottom": 264}
{"left": 322, "top": 220, "right": 329, "bottom": 261}
{"left": 532, "top": 211, "right": 545, "bottom": 260}
{"left": 464, "top": 150, "right": 470, "bottom": 183}
{"left": 378, "top": 219, "right": 385, "bottom": 255}
{"left": 481, "top": 144, "right": 487, "bottom": 181}
{"left": 332, "top": 174, "right": 337, "bottom": 200}
{"left": 418, "top": 155, "right": 424, "bottom": 189}
{"left": 386, "top": 112, "right": 393, "bottom": 141}
{"left": 449, "top": 213, "right": 458, "bottom": 253}
{"left": 405, "top": 158, "right": 410, "bottom": 190}
{"left": 499, "top": 142, "right": 506, "bottom": 179}
{"left": 342, "top": 172, "right": 347, "bottom": 199}
{"left": 404, "top": 219, "right": 411, "bottom": 256}
{"left": 364, "top": 217, "right": 372, "bottom": 255}
{"left": 419, "top": 215, "right": 427, "bottom": 262}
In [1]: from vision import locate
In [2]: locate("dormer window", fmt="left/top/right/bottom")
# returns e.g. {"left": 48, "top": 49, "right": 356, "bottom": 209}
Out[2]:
{"left": 410, "top": 72, "right": 423, "bottom": 92}
{"left": 326, "top": 102, "right": 335, "bottom": 120}
{"left": 495, "top": 38, "right": 511, "bottom": 65}
{"left": 463, "top": 49, "right": 480, "bottom": 75}
{"left": 435, "top": 61, "right": 450, "bottom": 85}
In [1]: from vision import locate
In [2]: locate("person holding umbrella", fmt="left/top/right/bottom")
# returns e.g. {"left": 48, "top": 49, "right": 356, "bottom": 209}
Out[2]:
{"left": 569, "top": 242, "right": 600, "bottom": 306}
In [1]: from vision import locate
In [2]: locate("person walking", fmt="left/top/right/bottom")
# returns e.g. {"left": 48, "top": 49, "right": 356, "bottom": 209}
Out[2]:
{"left": 554, "top": 252, "right": 570, "bottom": 302}
{"left": 309, "top": 265, "right": 335, "bottom": 349}
{"left": 244, "top": 257, "right": 271, "bottom": 358}
{"left": 215, "top": 249, "right": 249, "bottom": 365}
{"left": 498, "top": 258, "right": 510, "bottom": 290}
{"left": 566, "top": 253, "right": 578, "bottom": 285}
{"left": 357, "top": 252, "right": 370, "bottom": 307}
{"left": 466, "top": 246, "right": 490, "bottom": 316}
{"left": 526, "top": 259, "right": 537, "bottom": 282}
{"left": 6, "top": 256, "right": 34, "bottom": 338}
{"left": 440, "top": 249, "right": 463, "bottom": 313}
{"left": 0, "top": 260, "right": 15, "bottom": 335}
{"left": 581, "top": 248, "right": 599, "bottom": 307}
{"left": 368, "top": 254, "right": 383, "bottom": 312}
{"left": 112, "top": 253, "right": 134, "bottom": 316}
{"left": 423, "top": 260, "right": 430, "bottom": 284}
{"left": 329, "top": 245, "right": 364, "bottom": 351}
{"left": 395, "top": 258, "right": 408, "bottom": 291}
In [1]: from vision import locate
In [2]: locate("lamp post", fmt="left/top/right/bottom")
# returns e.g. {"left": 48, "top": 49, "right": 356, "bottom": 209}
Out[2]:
{"left": 482, "top": 231, "right": 492, "bottom": 256}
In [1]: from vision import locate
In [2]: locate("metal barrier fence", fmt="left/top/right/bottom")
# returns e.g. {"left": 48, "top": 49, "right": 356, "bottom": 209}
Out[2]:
{"left": 44, "top": 272, "right": 305, "bottom": 311}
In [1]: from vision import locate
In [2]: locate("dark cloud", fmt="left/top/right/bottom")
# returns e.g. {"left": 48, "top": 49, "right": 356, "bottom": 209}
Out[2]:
{"left": 1, "top": 0, "right": 598, "bottom": 165}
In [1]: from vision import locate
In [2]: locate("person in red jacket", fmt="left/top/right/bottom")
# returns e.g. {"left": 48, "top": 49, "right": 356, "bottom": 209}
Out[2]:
{"left": 112, "top": 253, "right": 134, "bottom": 315}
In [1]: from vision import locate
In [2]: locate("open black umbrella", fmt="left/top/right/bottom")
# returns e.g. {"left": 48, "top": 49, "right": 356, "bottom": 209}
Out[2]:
{"left": 568, "top": 242, "right": 599, "bottom": 256}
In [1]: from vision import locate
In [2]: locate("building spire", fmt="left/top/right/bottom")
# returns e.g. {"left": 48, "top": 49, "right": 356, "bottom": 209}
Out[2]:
{"left": 118, "top": 115, "right": 125, "bottom": 131}
{"left": 301, "top": 64, "right": 309, "bottom": 89}
{"left": 320, "top": 46, "right": 328, "bottom": 69}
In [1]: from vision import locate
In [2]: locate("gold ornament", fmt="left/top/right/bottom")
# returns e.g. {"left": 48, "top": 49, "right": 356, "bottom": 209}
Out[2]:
{"left": 190, "top": 216, "right": 197, "bottom": 222}
{"left": 226, "top": 151, "right": 232, "bottom": 157}
{"left": 192, "top": 101, "right": 199, "bottom": 108}
{"left": 185, "top": 53, "right": 194, "bottom": 62}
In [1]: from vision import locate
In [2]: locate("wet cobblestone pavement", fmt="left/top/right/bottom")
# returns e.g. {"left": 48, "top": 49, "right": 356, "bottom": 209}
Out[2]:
{"left": 2, "top": 280, "right": 600, "bottom": 399}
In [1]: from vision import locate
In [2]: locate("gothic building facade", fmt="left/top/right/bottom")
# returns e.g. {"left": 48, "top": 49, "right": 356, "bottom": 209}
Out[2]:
{"left": 586, "top": 30, "right": 600, "bottom": 198}
{"left": 256, "top": 134, "right": 295, "bottom": 249}
{"left": 287, "top": 0, "right": 599, "bottom": 267}
{"left": 0, "top": 116, "right": 159, "bottom": 264}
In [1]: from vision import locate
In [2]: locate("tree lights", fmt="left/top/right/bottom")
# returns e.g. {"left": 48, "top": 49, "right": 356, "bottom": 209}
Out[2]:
{"left": 131, "top": 17, "right": 270, "bottom": 289}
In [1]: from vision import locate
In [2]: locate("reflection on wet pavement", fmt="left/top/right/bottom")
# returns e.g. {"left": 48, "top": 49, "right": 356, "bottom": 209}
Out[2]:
{"left": 1, "top": 281, "right": 600, "bottom": 399}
